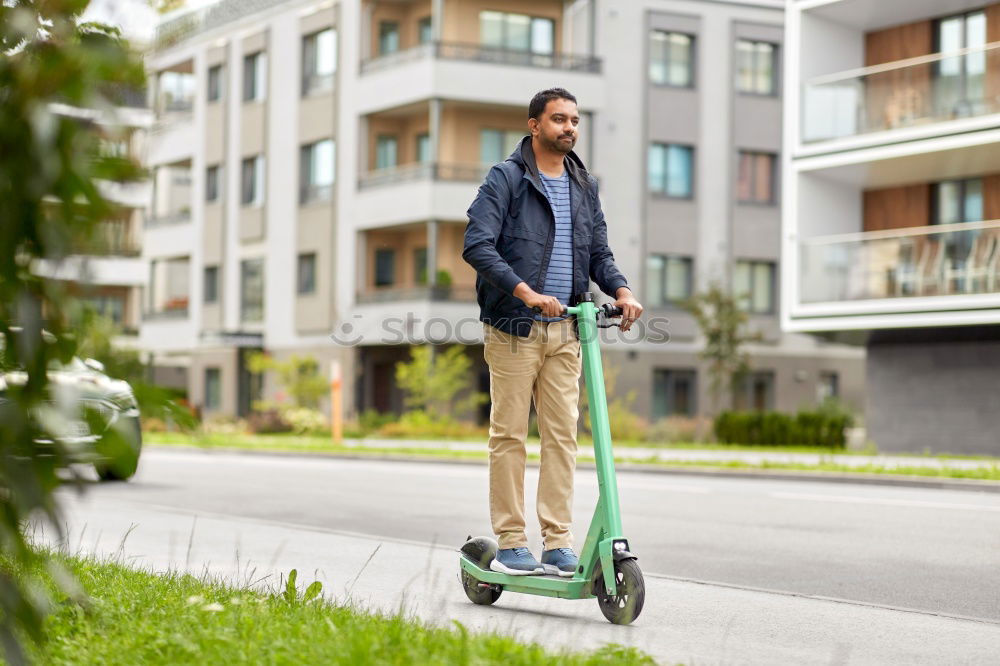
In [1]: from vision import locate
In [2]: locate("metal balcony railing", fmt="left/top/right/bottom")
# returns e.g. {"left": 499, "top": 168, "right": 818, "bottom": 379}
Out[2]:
{"left": 361, "top": 41, "right": 601, "bottom": 74}
{"left": 356, "top": 286, "right": 477, "bottom": 304}
{"left": 358, "top": 162, "right": 491, "bottom": 189}
{"left": 802, "top": 42, "right": 1000, "bottom": 143}
{"left": 144, "top": 210, "right": 191, "bottom": 228}
{"left": 799, "top": 219, "right": 1000, "bottom": 303}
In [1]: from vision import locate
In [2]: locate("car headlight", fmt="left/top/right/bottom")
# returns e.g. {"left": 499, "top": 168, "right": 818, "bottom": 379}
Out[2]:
{"left": 106, "top": 392, "right": 138, "bottom": 411}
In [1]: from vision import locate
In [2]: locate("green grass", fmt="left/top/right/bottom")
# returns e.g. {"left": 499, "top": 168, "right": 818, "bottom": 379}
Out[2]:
{"left": 14, "top": 551, "right": 654, "bottom": 665}
{"left": 144, "top": 432, "right": 1000, "bottom": 482}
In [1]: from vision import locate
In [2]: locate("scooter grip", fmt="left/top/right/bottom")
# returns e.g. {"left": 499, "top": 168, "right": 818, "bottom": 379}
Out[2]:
{"left": 602, "top": 304, "right": 624, "bottom": 317}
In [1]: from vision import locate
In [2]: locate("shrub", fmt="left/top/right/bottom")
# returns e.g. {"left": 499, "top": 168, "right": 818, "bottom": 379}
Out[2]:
{"left": 714, "top": 408, "right": 854, "bottom": 448}
{"left": 201, "top": 416, "right": 250, "bottom": 437}
{"left": 282, "top": 407, "right": 329, "bottom": 436}
{"left": 645, "top": 417, "right": 711, "bottom": 444}
{"left": 376, "top": 410, "right": 486, "bottom": 439}
{"left": 358, "top": 409, "right": 395, "bottom": 434}
{"left": 247, "top": 409, "right": 292, "bottom": 434}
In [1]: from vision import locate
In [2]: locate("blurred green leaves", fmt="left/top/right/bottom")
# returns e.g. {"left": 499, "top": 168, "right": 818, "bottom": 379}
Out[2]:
{"left": 0, "top": 1, "right": 146, "bottom": 662}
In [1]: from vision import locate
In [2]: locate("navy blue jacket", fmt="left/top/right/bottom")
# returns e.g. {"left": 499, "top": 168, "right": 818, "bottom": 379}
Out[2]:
{"left": 463, "top": 136, "right": 629, "bottom": 337}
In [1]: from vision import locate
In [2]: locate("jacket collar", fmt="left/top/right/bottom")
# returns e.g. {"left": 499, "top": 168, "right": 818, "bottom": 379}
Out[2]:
{"left": 510, "top": 135, "right": 589, "bottom": 192}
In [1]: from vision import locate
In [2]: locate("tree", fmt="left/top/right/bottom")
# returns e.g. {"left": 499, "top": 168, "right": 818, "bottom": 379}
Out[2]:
{"left": 0, "top": 2, "right": 144, "bottom": 662}
{"left": 683, "top": 283, "right": 763, "bottom": 412}
{"left": 247, "top": 352, "right": 328, "bottom": 410}
{"left": 394, "top": 345, "right": 486, "bottom": 419}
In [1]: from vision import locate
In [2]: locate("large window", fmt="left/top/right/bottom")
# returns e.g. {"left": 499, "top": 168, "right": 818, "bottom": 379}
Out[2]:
{"left": 480, "top": 129, "right": 523, "bottom": 164}
{"left": 480, "top": 11, "right": 554, "bottom": 54}
{"left": 648, "top": 143, "right": 693, "bottom": 198}
{"left": 302, "top": 28, "right": 336, "bottom": 95}
{"left": 204, "top": 367, "right": 221, "bottom": 411}
{"left": 300, "top": 139, "right": 335, "bottom": 203}
{"left": 652, "top": 369, "right": 697, "bottom": 419}
{"left": 737, "top": 151, "right": 777, "bottom": 204}
{"left": 241, "top": 155, "right": 264, "bottom": 206}
{"left": 646, "top": 255, "right": 693, "bottom": 307}
{"left": 416, "top": 133, "right": 431, "bottom": 164}
{"left": 243, "top": 51, "right": 266, "bottom": 102}
{"left": 379, "top": 21, "right": 400, "bottom": 55}
{"left": 148, "top": 256, "right": 190, "bottom": 314}
{"left": 157, "top": 70, "right": 194, "bottom": 114}
{"left": 203, "top": 265, "right": 218, "bottom": 304}
{"left": 733, "top": 371, "right": 775, "bottom": 411}
{"left": 735, "top": 39, "right": 777, "bottom": 95}
{"left": 817, "top": 371, "right": 839, "bottom": 403}
{"left": 207, "top": 64, "right": 223, "bottom": 102}
{"left": 240, "top": 258, "right": 264, "bottom": 322}
{"left": 375, "top": 135, "right": 398, "bottom": 170}
{"left": 297, "top": 253, "right": 316, "bottom": 294}
{"left": 649, "top": 31, "right": 694, "bottom": 87}
{"left": 374, "top": 249, "right": 395, "bottom": 287}
{"left": 734, "top": 260, "right": 776, "bottom": 314}
{"left": 935, "top": 10, "right": 986, "bottom": 114}
{"left": 932, "top": 178, "right": 983, "bottom": 225}
{"left": 418, "top": 16, "right": 433, "bottom": 44}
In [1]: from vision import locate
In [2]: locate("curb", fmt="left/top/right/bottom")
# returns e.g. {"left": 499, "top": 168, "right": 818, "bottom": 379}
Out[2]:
{"left": 146, "top": 445, "right": 1000, "bottom": 494}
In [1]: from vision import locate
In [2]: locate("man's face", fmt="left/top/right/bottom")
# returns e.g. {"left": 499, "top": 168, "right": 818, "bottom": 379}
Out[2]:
{"left": 530, "top": 98, "right": 580, "bottom": 154}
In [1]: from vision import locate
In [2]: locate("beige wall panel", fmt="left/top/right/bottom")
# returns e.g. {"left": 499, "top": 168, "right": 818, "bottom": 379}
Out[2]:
{"left": 202, "top": 205, "right": 224, "bottom": 263}
{"left": 205, "top": 104, "right": 226, "bottom": 163}
{"left": 241, "top": 103, "right": 266, "bottom": 156}
{"left": 437, "top": 223, "right": 476, "bottom": 287}
{"left": 240, "top": 207, "right": 265, "bottom": 242}
{"left": 206, "top": 45, "right": 226, "bottom": 65}
{"left": 296, "top": 205, "right": 334, "bottom": 333}
{"left": 188, "top": 348, "right": 238, "bottom": 417}
{"left": 300, "top": 94, "right": 335, "bottom": 145}
{"left": 202, "top": 303, "right": 222, "bottom": 331}
{"left": 300, "top": 7, "right": 335, "bottom": 35}
{"left": 242, "top": 31, "right": 268, "bottom": 55}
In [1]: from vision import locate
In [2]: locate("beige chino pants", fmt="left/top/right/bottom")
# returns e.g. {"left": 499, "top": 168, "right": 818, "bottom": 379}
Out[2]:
{"left": 483, "top": 319, "right": 581, "bottom": 550}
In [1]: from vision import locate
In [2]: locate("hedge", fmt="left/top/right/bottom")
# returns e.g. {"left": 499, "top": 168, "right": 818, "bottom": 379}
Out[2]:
{"left": 714, "top": 409, "right": 853, "bottom": 448}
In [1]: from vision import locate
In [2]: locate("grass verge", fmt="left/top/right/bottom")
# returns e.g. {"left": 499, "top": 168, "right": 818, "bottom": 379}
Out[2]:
{"left": 14, "top": 550, "right": 654, "bottom": 665}
{"left": 145, "top": 433, "right": 1000, "bottom": 482}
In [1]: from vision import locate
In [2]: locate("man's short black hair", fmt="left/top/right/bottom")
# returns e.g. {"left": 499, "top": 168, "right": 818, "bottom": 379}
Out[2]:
{"left": 528, "top": 88, "right": 578, "bottom": 120}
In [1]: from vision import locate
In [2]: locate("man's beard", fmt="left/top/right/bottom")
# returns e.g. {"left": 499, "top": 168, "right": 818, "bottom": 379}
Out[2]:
{"left": 543, "top": 132, "right": 576, "bottom": 154}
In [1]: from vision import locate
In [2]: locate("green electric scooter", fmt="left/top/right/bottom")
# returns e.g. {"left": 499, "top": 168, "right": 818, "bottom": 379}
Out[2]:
{"left": 459, "top": 292, "right": 645, "bottom": 625}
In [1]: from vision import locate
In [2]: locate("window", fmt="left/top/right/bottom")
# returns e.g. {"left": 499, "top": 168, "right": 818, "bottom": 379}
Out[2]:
{"left": 648, "top": 143, "right": 693, "bottom": 198}
{"left": 300, "top": 139, "right": 335, "bottom": 203}
{"left": 157, "top": 70, "right": 194, "bottom": 114}
{"left": 652, "top": 369, "right": 697, "bottom": 419}
{"left": 418, "top": 16, "right": 433, "bottom": 44}
{"left": 733, "top": 371, "right": 775, "bottom": 411}
{"left": 302, "top": 28, "right": 336, "bottom": 95}
{"left": 240, "top": 258, "right": 264, "bottom": 322}
{"left": 817, "top": 371, "right": 839, "bottom": 403}
{"left": 204, "top": 367, "right": 221, "bottom": 411}
{"left": 416, "top": 133, "right": 431, "bottom": 164}
{"left": 414, "top": 247, "right": 428, "bottom": 285}
{"left": 649, "top": 31, "right": 694, "bottom": 87}
{"left": 84, "top": 295, "right": 125, "bottom": 326}
{"left": 737, "top": 151, "right": 777, "bottom": 204}
{"left": 932, "top": 178, "right": 983, "bottom": 225}
{"left": 243, "top": 51, "right": 266, "bottom": 102}
{"left": 203, "top": 265, "right": 218, "bottom": 304}
{"left": 935, "top": 10, "right": 986, "bottom": 114}
{"left": 207, "top": 64, "right": 223, "bottom": 102}
{"left": 297, "top": 253, "right": 316, "bottom": 294}
{"left": 480, "top": 11, "right": 554, "bottom": 54}
{"left": 480, "top": 129, "right": 523, "bottom": 164}
{"left": 736, "top": 39, "right": 777, "bottom": 95}
{"left": 379, "top": 21, "right": 400, "bottom": 55}
{"left": 241, "top": 155, "right": 264, "bottom": 206}
{"left": 205, "top": 165, "right": 220, "bottom": 202}
{"left": 374, "top": 249, "right": 395, "bottom": 287}
{"left": 734, "top": 260, "right": 776, "bottom": 314}
{"left": 646, "top": 255, "right": 693, "bottom": 307}
{"left": 148, "top": 256, "right": 190, "bottom": 314}
{"left": 375, "top": 135, "right": 398, "bottom": 170}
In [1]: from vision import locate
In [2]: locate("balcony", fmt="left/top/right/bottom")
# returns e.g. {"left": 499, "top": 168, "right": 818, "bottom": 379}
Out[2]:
{"left": 358, "top": 162, "right": 489, "bottom": 189}
{"left": 361, "top": 41, "right": 600, "bottom": 74}
{"left": 799, "top": 220, "right": 1000, "bottom": 304}
{"left": 356, "top": 285, "right": 477, "bottom": 304}
{"left": 802, "top": 43, "right": 1000, "bottom": 144}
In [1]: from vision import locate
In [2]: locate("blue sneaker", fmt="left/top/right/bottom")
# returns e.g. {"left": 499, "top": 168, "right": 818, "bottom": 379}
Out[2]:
{"left": 541, "top": 548, "right": 578, "bottom": 577}
{"left": 490, "top": 547, "right": 544, "bottom": 575}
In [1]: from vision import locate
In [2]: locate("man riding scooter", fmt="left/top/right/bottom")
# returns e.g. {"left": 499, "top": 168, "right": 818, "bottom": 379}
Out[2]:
{"left": 463, "top": 87, "right": 643, "bottom": 577}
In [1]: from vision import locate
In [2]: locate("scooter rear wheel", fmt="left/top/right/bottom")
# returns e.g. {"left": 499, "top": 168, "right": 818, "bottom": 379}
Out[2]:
{"left": 595, "top": 559, "right": 644, "bottom": 624}
{"left": 460, "top": 567, "right": 502, "bottom": 605}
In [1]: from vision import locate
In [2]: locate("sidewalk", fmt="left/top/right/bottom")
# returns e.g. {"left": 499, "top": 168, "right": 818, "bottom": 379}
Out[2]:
{"left": 341, "top": 438, "right": 998, "bottom": 472}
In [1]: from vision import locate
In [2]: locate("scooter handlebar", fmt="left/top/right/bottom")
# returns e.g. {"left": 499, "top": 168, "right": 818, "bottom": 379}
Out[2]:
{"left": 530, "top": 304, "right": 622, "bottom": 318}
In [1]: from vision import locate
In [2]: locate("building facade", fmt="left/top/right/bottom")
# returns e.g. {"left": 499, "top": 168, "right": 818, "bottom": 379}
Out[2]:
{"left": 784, "top": 0, "right": 1000, "bottom": 453}
{"left": 143, "top": 0, "right": 863, "bottom": 426}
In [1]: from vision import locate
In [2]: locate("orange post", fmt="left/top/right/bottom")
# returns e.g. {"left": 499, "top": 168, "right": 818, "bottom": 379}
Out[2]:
{"left": 330, "top": 360, "right": 342, "bottom": 444}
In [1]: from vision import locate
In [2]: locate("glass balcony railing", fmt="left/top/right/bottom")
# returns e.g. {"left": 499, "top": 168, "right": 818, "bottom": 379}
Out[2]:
{"left": 799, "top": 220, "right": 1000, "bottom": 303}
{"left": 802, "top": 43, "right": 1000, "bottom": 143}
{"left": 358, "top": 162, "right": 491, "bottom": 189}
{"left": 361, "top": 41, "right": 601, "bottom": 74}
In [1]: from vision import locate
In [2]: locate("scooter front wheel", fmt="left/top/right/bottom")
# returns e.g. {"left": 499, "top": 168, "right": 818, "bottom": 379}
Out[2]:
{"left": 460, "top": 567, "right": 502, "bottom": 605}
{"left": 595, "top": 559, "right": 645, "bottom": 624}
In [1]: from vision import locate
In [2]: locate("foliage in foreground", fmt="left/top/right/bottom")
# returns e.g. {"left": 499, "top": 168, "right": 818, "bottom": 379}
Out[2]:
{"left": 15, "top": 552, "right": 654, "bottom": 665}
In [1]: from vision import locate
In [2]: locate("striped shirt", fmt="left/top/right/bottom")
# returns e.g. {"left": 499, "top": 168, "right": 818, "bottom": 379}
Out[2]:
{"left": 535, "top": 171, "right": 573, "bottom": 322}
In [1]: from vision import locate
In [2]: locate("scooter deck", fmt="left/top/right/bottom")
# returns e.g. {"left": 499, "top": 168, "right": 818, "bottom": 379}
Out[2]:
{"left": 459, "top": 555, "right": 595, "bottom": 600}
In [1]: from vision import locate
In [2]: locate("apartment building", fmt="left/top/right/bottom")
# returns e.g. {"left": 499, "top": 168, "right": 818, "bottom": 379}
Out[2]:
{"left": 144, "top": 0, "right": 863, "bottom": 425}
{"left": 784, "top": 0, "right": 1000, "bottom": 453}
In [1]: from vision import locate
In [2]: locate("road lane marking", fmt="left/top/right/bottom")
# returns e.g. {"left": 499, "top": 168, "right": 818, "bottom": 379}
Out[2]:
{"left": 770, "top": 491, "right": 1000, "bottom": 512}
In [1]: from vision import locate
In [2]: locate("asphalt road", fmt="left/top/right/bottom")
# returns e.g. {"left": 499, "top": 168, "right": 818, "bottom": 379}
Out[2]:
{"left": 45, "top": 448, "right": 1000, "bottom": 663}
